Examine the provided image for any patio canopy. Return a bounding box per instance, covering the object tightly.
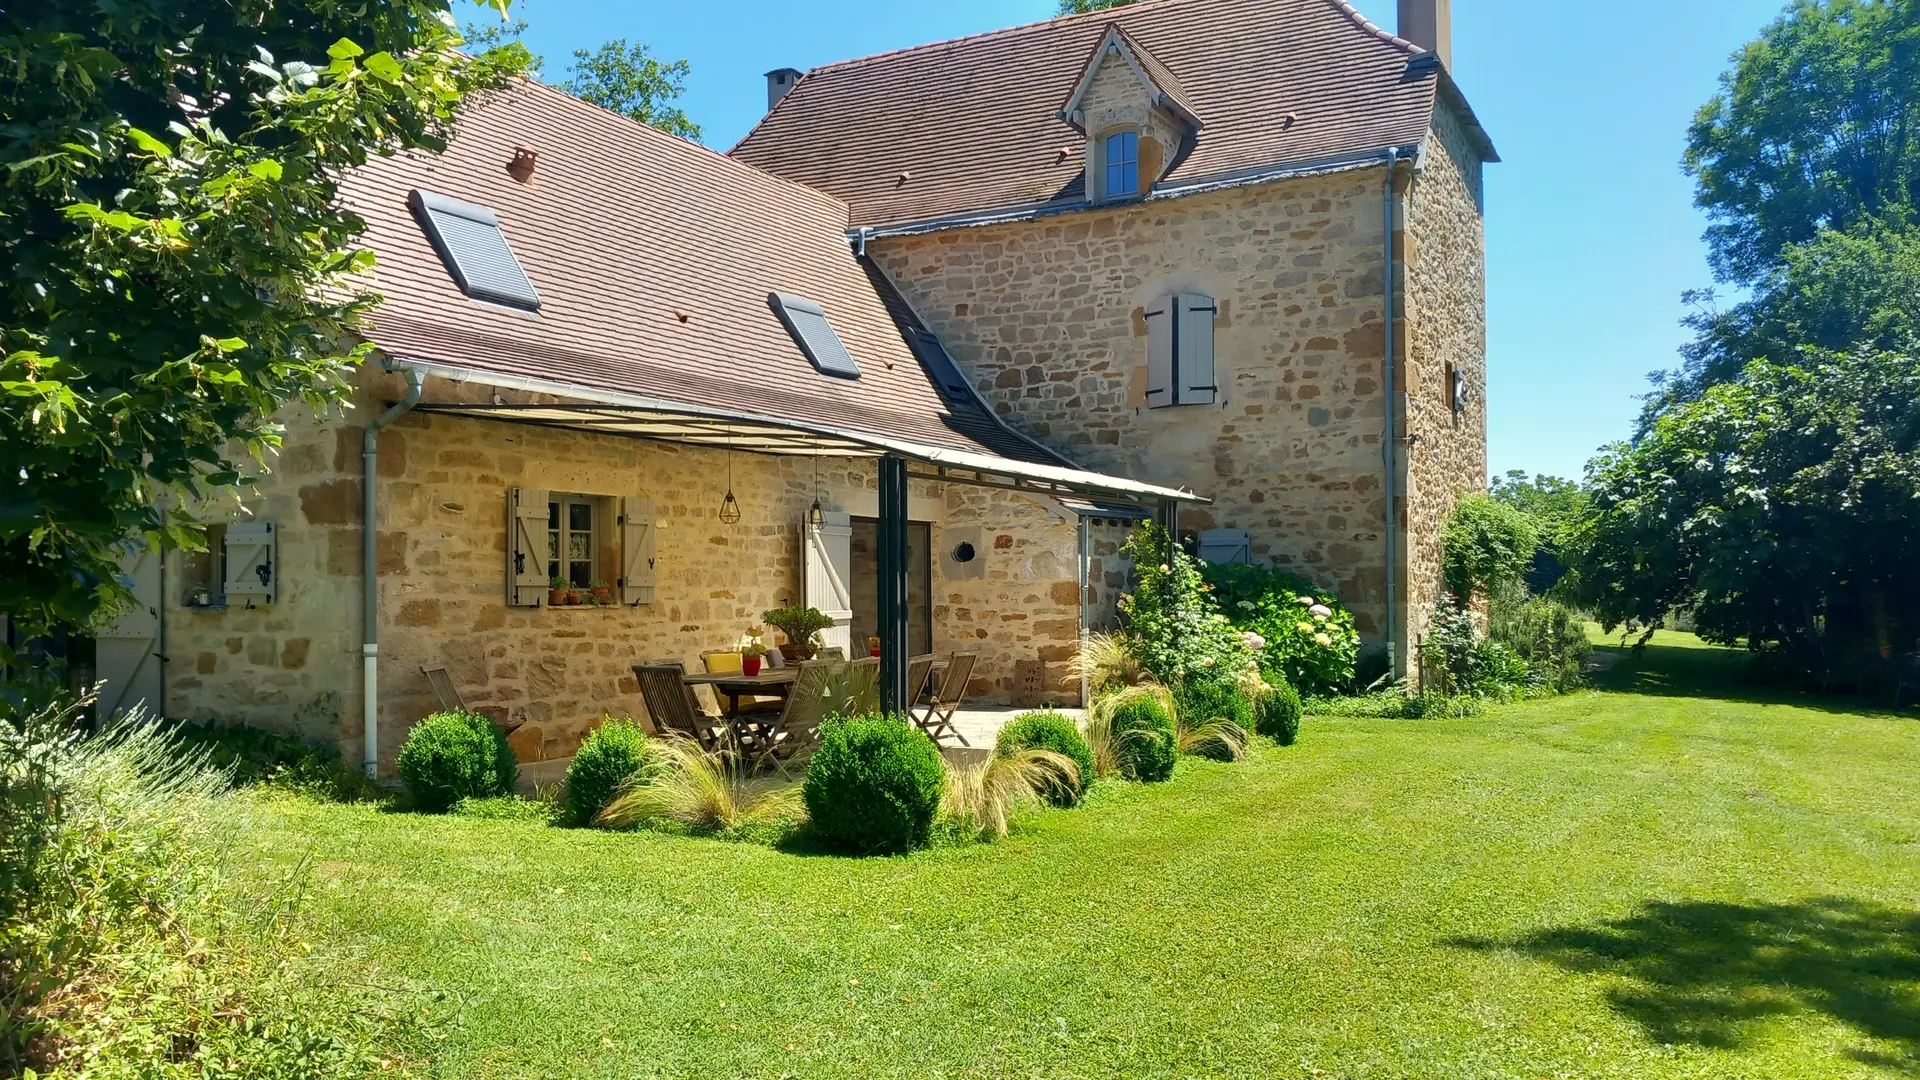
[394,357,1208,510]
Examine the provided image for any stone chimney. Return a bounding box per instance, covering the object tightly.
[765,68,803,113]
[1397,0,1452,70]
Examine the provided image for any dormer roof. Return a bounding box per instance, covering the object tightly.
[1057,24,1203,134]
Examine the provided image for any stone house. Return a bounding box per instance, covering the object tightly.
[92,0,1494,774]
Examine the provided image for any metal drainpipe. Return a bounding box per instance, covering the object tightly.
[362,367,425,776]
[1381,148,1400,679]
[1077,515,1091,708]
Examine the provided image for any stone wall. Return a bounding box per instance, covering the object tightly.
[160,370,1084,772]
[869,171,1395,643]
[1402,103,1491,660]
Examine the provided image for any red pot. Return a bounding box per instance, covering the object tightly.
[743,655,763,676]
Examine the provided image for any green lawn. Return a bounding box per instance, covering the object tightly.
[239,634,1920,1079]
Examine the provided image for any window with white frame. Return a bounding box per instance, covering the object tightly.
[1104,130,1139,198]
[548,496,597,588]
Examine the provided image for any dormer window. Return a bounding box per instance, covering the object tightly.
[1104,130,1140,198]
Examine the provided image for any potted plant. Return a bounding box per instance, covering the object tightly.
[549,575,569,607]
[566,585,584,606]
[762,603,836,662]
[590,578,612,605]
[739,630,768,676]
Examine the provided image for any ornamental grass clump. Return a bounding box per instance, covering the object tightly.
[941,748,1080,840]
[994,710,1095,806]
[594,733,802,834]
[564,716,658,826]
[801,714,945,854]
[1172,679,1252,761]
[396,708,517,813]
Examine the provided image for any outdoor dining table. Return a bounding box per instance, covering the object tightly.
[680,667,797,717]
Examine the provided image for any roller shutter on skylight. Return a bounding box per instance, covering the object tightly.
[409,189,540,311]
[768,292,860,379]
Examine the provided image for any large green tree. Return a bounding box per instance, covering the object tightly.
[1575,350,1920,676]
[1,1,524,685]
[1684,0,1919,288]
[562,39,699,141]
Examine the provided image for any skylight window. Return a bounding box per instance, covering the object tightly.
[409,189,541,311]
[768,292,860,379]
[908,328,972,406]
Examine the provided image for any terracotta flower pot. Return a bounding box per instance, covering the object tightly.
[743,655,763,677]
[548,588,568,606]
[566,589,583,605]
[592,586,612,604]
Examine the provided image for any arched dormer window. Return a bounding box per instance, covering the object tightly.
[1103,130,1140,198]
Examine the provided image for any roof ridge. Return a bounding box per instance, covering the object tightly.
[511,77,855,224]
[802,0,1201,76]
[1320,0,1424,54]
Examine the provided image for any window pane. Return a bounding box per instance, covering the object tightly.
[569,560,593,588]
[569,501,592,532]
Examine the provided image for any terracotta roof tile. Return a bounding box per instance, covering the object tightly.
[339,79,1049,462]
[730,0,1448,228]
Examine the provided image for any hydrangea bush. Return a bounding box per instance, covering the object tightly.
[1201,563,1361,697]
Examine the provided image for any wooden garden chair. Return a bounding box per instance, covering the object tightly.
[915,651,977,746]
[754,658,836,765]
[420,666,465,712]
[905,653,936,709]
[632,661,727,753]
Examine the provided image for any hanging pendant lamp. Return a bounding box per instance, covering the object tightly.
[719,427,742,524]
[808,454,824,526]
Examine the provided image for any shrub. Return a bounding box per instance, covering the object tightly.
[1441,492,1540,601]
[1306,688,1484,720]
[1172,678,1252,761]
[995,710,1094,806]
[564,717,657,826]
[802,714,946,853]
[1117,523,1253,688]
[1105,690,1178,782]
[1202,562,1362,696]
[1422,596,1541,700]
[169,719,380,801]
[1491,595,1593,692]
[395,709,517,813]
[1253,680,1303,745]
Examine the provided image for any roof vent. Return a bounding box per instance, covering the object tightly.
[768,292,859,379]
[409,189,540,311]
[507,147,537,183]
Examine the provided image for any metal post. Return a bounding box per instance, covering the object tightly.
[877,456,910,714]
[1155,500,1179,561]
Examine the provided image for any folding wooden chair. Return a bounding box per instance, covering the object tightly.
[916,651,977,746]
[420,666,465,712]
[905,653,935,709]
[632,661,726,753]
[755,658,835,764]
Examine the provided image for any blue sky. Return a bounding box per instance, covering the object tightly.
[467,0,1788,479]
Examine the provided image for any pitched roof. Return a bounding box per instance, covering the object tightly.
[338,78,1067,463]
[730,0,1489,230]
[1059,24,1202,133]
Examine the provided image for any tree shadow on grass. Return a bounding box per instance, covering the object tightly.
[1453,898,1920,1069]
[1589,639,1916,720]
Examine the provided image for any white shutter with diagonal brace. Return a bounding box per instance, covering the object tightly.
[96,540,162,719]
[620,496,656,606]
[1175,292,1218,405]
[507,488,549,607]
[222,521,276,605]
[804,511,853,657]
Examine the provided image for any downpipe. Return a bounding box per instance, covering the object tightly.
[1382,148,1400,679]
[363,367,425,776]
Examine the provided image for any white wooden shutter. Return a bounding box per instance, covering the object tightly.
[805,511,853,657]
[620,496,656,606]
[222,521,276,604]
[1144,297,1173,408]
[96,541,162,719]
[1175,293,1217,405]
[1196,528,1250,566]
[507,488,549,607]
